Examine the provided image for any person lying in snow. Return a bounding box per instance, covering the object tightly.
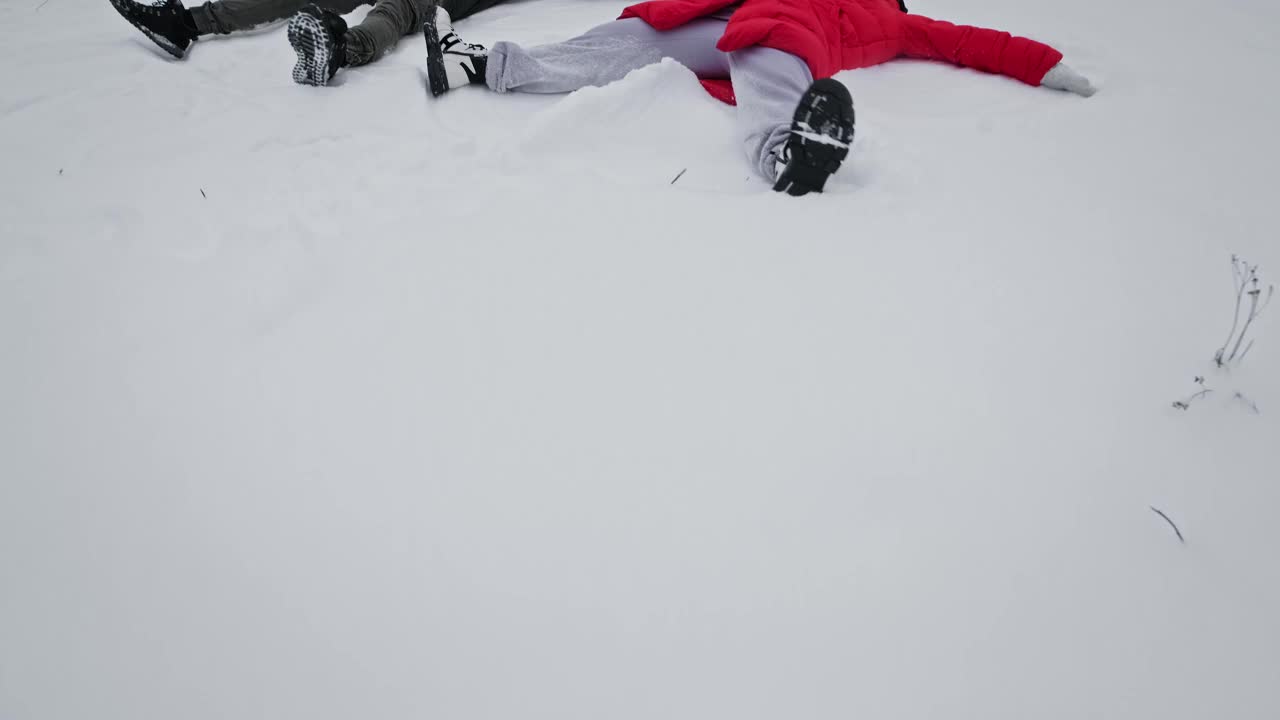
[423,0,1096,196]
[108,0,505,86]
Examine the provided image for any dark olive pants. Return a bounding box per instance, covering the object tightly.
[188,0,507,66]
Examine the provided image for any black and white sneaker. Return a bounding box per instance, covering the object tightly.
[109,0,198,59]
[287,4,348,86]
[423,4,488,97]
[772,78,855,196]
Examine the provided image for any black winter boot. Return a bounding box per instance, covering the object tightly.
[108,0,198,59]
[287,4,349,86]
[772,78,855,197]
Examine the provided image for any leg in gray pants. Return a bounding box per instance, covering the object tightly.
[188,0,367,35]
[191,0,505,67]
[345,0,511,65]
[485,18,813,182]
[343,0,431,66]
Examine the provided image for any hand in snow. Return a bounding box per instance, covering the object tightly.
[1041,63,1096,97]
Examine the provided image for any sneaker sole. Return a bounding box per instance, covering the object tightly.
[288,12,331,87]
[109,0,187,59]
[422,16,449,97]
[773,78,855,196]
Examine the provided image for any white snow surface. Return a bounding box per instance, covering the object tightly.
[3,0,1279,718]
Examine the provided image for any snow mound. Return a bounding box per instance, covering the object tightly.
[482,59,748,191]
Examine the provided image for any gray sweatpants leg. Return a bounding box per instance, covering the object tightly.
[728,45,814,182]
[344,0,430,66]
[486,17,729,93]
[344,0,507,66]
[485,17,813,182]
[188,0,368,35]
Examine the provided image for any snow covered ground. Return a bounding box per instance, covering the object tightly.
[2,0,1279,717]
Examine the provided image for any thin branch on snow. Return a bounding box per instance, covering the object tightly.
[1172,377,1213,410]
[670,168,687,185]
[1228,283,1274,364]
[1178,257,1271,412]
[1233,392,1260,414]
[1215,255,1250,367]
[1228,282,1261,363]
[1172,389,1211,410]
[1150,506,1186,544]
[1215,256,1273,369]
[1237,339,1256,364]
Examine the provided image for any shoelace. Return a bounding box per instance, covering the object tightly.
[441,31,484,54]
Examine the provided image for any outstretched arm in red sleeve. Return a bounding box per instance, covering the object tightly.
[899,13,1094,95]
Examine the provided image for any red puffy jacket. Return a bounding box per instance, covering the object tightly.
[619,0,1064,103]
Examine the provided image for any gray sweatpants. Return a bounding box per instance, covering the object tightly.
[486,18,813,182]
[189,0,505,67]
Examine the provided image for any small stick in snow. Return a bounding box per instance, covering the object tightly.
[200,188,207,199]
[1171,377,1212,410]
[1149,506,1185,544]
[670,168,686,185]
[1215,256,1250,367]
[35,0,51,10]
[1233,392,1260,414]
[1237,339,1256,364]
[1215,255,1273,368]
[1228,282,1274,364]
